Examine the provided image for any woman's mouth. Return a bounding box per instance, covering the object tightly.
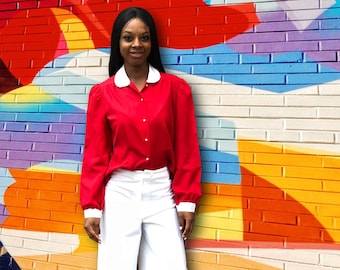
[130,51,144,57]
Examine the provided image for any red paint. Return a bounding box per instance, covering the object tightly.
[0,1,259,88]
[241,167,334,244]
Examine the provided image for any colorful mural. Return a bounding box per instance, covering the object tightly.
[1,0,340,269]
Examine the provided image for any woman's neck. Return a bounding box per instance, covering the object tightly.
[125,64,149,91]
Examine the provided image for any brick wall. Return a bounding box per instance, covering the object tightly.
[1,1,340,269]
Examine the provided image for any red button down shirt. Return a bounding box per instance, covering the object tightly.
[80,65,202,217]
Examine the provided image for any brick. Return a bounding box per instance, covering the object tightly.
[34,261,58,270]
[256,40,319,53]
[255,152,322,167]
[284,161,340,179]
[195,106,249,117]
[186,250,217,264]
[50,211,82,223]
[194,95,220,106]
[286,95,340,107]
[13,257,35,270]
[223,95,284,106]
[49,253,97,269]
[25,219,73,233]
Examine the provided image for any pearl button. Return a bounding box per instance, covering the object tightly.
[144,138,149,142]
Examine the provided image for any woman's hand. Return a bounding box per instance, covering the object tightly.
[84,217,101,243]
[177,212,195,240]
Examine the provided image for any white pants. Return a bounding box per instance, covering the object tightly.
[97,167,187,270]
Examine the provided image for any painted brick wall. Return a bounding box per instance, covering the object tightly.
[1,1,340,269]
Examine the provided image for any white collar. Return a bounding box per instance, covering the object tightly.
[114,65,161,88]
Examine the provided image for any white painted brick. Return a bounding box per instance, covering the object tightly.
[196,117,220,128]
[284,85,319,95]
[193,95,220,105]
[236,128,267,140]
[219,118,237,129]
[192,85,225,95]
[4,246,41,257]
[203,128,235,140]
[285,119,340,131]
[0,235,24,248]
[301,131,335,143]
[23,238,74,253]
[250,248,320,265]
[60,94,89,104]
[285,96,340,107]
[335,133,340,143]
[77,57,101,67]
[226,117,284,130]
[195,106,250,117]
[286,262,332,270]
[267,130,300,142]
[191,83,252,95]
[85,66,108,76]
[88,49,108,57]
[43,85,87,94]
[318,108,340,119]
[319,84,340,95]
[220,95,284,106]
[321,252,340,267]
[48,232,80,245]
[217,140,239,153]
[2,228,48,240]
[199,139,217,150]
[251,107,317,118]
[60,67,87,76]
[33,76,63,85]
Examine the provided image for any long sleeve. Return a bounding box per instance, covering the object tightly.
[80,84,113,212]
[172,79,202,208]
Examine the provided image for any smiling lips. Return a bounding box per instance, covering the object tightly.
[130,51,144,57]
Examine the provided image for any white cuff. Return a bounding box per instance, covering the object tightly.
[176,202,196,213]
[84,208,102,219]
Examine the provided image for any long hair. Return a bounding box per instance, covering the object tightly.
[108,7,165,76]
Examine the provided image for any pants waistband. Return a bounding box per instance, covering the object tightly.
[111,166,169,180]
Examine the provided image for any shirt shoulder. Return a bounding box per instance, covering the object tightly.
[89,77,114,97]
[160,73,192,95]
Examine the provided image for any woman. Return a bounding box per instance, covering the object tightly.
[80,7,202,270]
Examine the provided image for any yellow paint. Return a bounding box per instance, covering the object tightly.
[192,209,244,241]
[0,84,55,103]
[238,139,340,243]
[51,8,95,52]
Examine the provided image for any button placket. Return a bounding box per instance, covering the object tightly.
[139,94,150,163]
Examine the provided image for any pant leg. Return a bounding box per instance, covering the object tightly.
[137,168,187,270]
[97,172,142,270]
[138,206,187,270]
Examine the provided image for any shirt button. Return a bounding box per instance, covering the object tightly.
[140,98,144,102]
[145,84,149,87]
[142,118,147,122]
[144,138,149,142]
[145,157,149,161]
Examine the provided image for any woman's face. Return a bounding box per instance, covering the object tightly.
[119,18,151,69]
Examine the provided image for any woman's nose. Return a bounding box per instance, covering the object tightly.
[132,37,141,47]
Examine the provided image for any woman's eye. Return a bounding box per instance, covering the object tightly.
[141,35,150,42]
[122,36,133,42]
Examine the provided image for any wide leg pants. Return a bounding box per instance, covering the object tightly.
[97,167,187,270]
